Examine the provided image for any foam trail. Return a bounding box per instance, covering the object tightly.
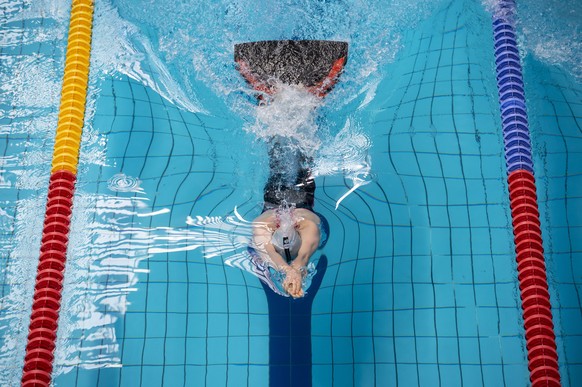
[243,84,372,208]
[314,118,372,208]
[90,0,205,113]
[54,197,261,374]
[245,84,322,153]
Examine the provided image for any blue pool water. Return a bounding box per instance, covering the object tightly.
[0,0,581,386]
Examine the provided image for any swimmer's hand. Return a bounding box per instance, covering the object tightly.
[282,266,304,298]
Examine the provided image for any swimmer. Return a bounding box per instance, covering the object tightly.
[252,138,322,298]
[235,40,346,297]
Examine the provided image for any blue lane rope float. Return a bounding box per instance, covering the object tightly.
[493,1,534,173]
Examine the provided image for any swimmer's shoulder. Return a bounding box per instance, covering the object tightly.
[295,208,320,225]
[254,210,277,225]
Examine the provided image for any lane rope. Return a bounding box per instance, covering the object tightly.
[21,1,94,386]
[492,1,561,386]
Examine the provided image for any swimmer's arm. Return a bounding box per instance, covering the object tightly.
[253,224,303,297]
[264,243,291,271]
[292,220,320,269]
[252,219,289,271]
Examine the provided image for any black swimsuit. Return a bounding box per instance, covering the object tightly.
[263,138,315,212]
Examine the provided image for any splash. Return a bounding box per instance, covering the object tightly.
[148,212,254,258]
[90,0,205,113]
[53,193,152,375]
[98,0,445,210]
[314,119,372,209]
[109,0,444,112]
[245,84,322,152]
[243,83,372,207]
[0,197,45,385]
[483,0,582,81]
[146,208,317,297]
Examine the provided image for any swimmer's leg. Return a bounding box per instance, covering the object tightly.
[263,138,286,207]
[292,150,316,209]
[263,136,316,209]
[264,136,301,206]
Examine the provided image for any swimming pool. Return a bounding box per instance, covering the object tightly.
[1,0,581,386]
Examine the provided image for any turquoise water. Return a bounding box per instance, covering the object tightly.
[0,0,581,386]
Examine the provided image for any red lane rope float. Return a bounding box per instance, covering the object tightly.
[22,172,77,387]
[22,0,94,385]
[508,169,561,386]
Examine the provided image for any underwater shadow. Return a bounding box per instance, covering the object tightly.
[260,254,328,387]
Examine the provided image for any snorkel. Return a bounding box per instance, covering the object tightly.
[282,236,292,262]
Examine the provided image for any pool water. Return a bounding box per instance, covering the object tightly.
[0,0,581,386]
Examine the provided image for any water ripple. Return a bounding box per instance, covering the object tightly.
[107,173,144,193]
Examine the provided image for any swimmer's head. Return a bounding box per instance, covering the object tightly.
[271,228,301,261]
[271,202,301,261]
